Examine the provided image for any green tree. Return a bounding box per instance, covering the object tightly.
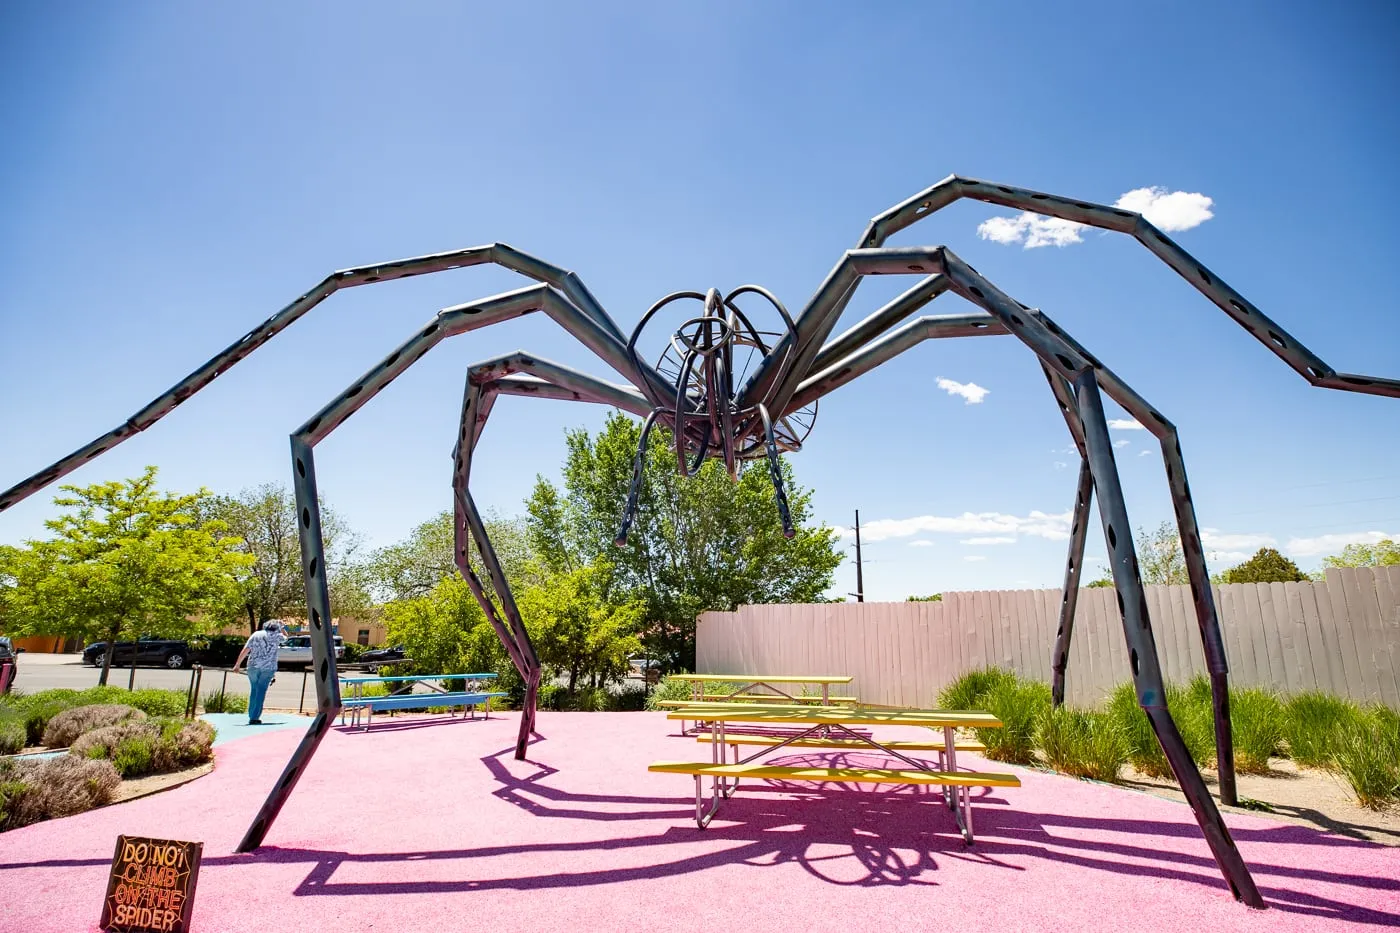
[1216,547,1308,584]
[526,411,843,670]
[518,561,645,691]
[1084,523,1187,588]
[379,575,506,677]
[0,467,252,684]
[200,483,362,632]
[1136,521,1189,585]
[1322,539,1400,570]
[907,593,943,601]
[366,510,536,603]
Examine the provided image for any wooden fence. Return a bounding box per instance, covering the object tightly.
[696,566,1400,709]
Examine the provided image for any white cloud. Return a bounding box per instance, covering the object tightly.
[961,536,1017,545]
[964,555,987,562]
[1114,187,1214,232]
[1113,439,1131,448]
[1285,531,1400,559]
[1109,418,1145,430]
[1208,550,1252,564]
[908,540,934,548]
[1200,529,1277,551]
[979,186,1214,248]
[936,377,989,405]
[1053,460,1069,470]
[838,509,1073,543]
[1137,450,1152,457]
[977,213,1085,249]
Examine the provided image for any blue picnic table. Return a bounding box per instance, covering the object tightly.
[338,672,507,730]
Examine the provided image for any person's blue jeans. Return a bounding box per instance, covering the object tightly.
[247,667,275,722]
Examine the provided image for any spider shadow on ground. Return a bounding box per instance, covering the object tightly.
[2,746,1395,926]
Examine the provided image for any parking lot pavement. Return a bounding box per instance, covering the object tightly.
[9,652,320,712]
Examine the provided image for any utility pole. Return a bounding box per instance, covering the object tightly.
[853,509,865,603]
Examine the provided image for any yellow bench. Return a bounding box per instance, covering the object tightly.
[650,761,1018,787]
[649,760,1019,841]
[695,735,986,754]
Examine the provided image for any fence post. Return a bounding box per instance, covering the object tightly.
[185,664,203,718]
[299,669,309,714]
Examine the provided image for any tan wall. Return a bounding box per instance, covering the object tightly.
[6,634,80,653]
[697,566,1400,709]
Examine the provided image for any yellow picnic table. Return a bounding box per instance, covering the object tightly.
[651,704,1014,843]
[665,674,856,732]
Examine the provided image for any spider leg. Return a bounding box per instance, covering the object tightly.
[0,244,668,513]
[858,175,1400,399]
[237,292,655,852]
[1038,365,1092,708]
[451,359,652,757]
[771,246,1262,906]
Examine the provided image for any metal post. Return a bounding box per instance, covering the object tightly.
[853,509,865,603]
[219,670,228,710]
[299,669,309,714]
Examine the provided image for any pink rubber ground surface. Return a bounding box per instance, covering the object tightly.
[1,712,1395,932]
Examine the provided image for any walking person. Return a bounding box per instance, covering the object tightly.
[233,620,286,725]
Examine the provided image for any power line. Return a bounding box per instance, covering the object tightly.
[1209,494,1400,519]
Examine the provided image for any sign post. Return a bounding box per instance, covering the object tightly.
[100,835,202,933]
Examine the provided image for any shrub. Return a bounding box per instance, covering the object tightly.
[978,678,1051,765]
[646,676,698,710]
[203,690,249,713]
[537,683,565,711]
[10,691,81,746]
[1185,673,1213,707]
[1107,682,1214,777]
[1333,710,1400,809]
[152,720,214,771]
[71,718,215,778]
[125,689,188,718]
[42,704,148,748]
[1283,692,1361,769]
[1039,706,1129,781]
[568,687,609,712]
[72,686,132,707]
[0,710,25,755]
[112,732,156,777]
[610,684,650,711]
[938,667,1017,711]
[0,755,121,831]
[1230,688,1284,774]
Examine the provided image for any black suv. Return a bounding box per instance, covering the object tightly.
[83,637,193,670]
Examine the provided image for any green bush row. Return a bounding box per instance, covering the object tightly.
[0,687,190,748]
[937,667,1400,809]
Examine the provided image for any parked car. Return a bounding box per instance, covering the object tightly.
[276,634,345,670]
[358,644,407,673]
[83,637,192,669]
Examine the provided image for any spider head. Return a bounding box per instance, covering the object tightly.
[614,286,818,545]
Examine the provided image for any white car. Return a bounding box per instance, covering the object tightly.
[277,635,345,669]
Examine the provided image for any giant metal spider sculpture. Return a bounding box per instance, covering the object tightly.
[3,175,1397,908]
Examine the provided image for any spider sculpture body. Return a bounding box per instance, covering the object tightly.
[3,176,1397,908]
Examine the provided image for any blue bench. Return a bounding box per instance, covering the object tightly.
[336,672,507,730]
[341,691,508,730]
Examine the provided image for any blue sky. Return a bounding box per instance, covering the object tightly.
[2,2,1397,601]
